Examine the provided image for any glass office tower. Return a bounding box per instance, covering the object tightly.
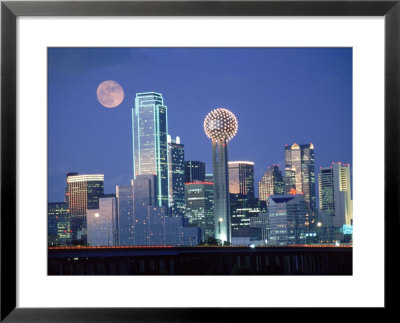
[48,202,70,246]
[168,135,185,217]
[259,165,284,202]
[116,183,134,246]
[132,92,169,208]
[267,194,307,246]
[319,162,353,227]
[184,161,206,183]
[228,161,255,199]
[133,174,166,246]
[87,196,118,246]
[230,194,267,238]
[184,182,214,241]
[66,173,104,245]
[132,174,201,246]
[284,143,316,209]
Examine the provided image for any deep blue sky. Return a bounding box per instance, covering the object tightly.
[48,48,352,202]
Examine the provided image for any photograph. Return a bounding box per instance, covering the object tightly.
[47,47,353,275]
[2,0,397,319]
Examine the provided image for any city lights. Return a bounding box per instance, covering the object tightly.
[48,48,353,276]
[204,108,238,141]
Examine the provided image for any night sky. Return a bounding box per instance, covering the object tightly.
[48,47,352,202]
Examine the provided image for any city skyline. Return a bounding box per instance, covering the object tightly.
[48,47,352,203]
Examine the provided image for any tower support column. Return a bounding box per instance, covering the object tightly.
[212,139,231,243]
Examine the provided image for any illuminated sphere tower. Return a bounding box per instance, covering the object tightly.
[204,108,238,243]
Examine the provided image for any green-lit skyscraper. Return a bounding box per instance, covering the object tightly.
[133,92,169,208]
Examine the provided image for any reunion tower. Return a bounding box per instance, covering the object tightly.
[204,108,238,243]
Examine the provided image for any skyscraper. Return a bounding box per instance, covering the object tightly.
[48,202,70,246]
[132,92,169,208]
[284,167,296,194]
[267,194,307,246]
[168,135,185,217]
[228,161,255,199]
[184,182,214,241]
[284,143,316,209]
[87,196,118,246]
[184,161,206,183]
[116,183,134,246]
[133,174,201,246]
[258,165,284,202]
[66,173,104,244]
[230,194,267,239]
[204,108,238,243]
[132,174,162,245]
[319,162,353,227]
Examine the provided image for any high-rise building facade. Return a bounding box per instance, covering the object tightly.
[168,135,185,217]
[184,182,214,241]
[66,173,104,244]
[284,143,316,209]
[132,174,162,245]
[184,161,206,183]
[48,202,70,246]
[132,92,169,208]
[258,165,284,202]
[319,162,353,227]
[164,216,202,246]
[250,213,269,241]
[87,196,118,246]
[284,168,296,195]
[116,183,134,246]
[228,161,255,199]
[267,194,307,246]
[230,194,267,238]
[133,174,200,246]
[204,108,238,243]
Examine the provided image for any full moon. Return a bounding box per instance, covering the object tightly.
[96,80,124,108]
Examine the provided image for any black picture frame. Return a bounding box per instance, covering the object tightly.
[1,0,398,321]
